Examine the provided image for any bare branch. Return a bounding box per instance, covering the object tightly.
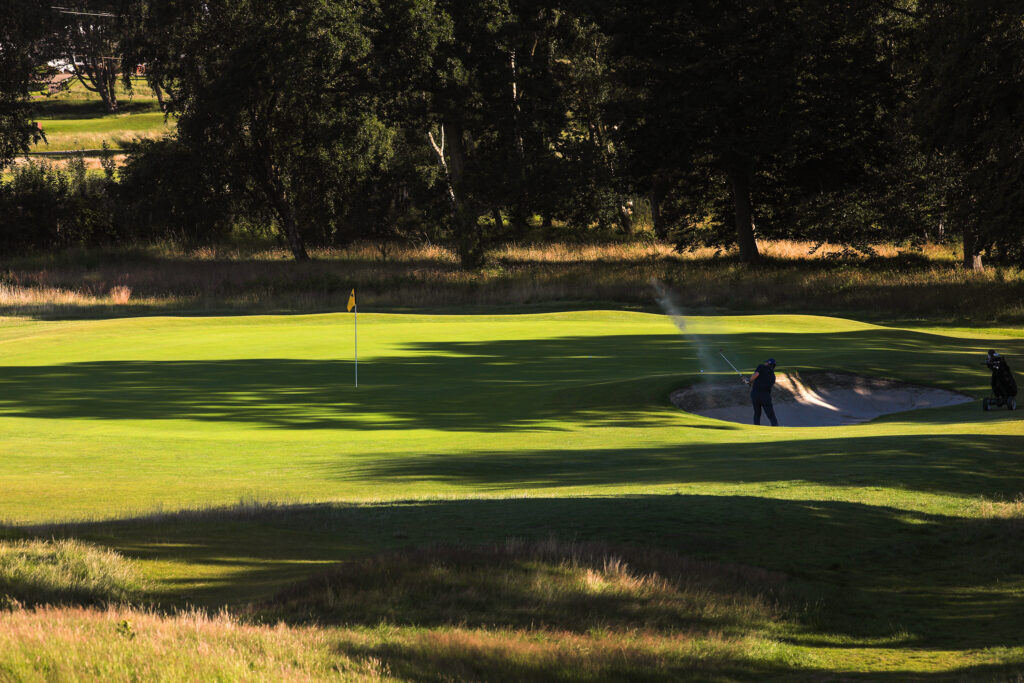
[427,127,457,206]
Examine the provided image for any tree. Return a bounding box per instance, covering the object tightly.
[606,0,900,262]
[49,1,128,113]
[550,12,636,236]
[915,0,1024,270]
[424,0,527,268]
[139,0,445,261]
[0,1,45,169]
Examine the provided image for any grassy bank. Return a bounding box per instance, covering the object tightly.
[1,535,1018,680]
[1,240,1020,323]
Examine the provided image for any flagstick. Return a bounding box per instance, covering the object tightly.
[354,303,358,388]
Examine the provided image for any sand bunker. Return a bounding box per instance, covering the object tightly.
[671,372,973,427]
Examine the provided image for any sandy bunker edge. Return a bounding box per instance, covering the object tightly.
[671,372,974,427]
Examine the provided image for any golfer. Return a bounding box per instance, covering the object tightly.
[744,358,779,426]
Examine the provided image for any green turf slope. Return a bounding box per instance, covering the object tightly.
[1,311,1023,678]
[0,311,1015,521]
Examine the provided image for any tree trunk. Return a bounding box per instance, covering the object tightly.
[456,205,485,269]
[963,227,983,272]
[650,175,668,240]
[151,79,168,112]
[101,70,119,113]
[728,168,760,263]
[511,203,530,237]
[492,207,505,233]
[617,202,633,235]
[72,61,118,113]
[276,196,310,262]
[440,122,484,269]
[261,161,309,261]
[509,50,530,239]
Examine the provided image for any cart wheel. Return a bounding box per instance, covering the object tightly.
[1009,398,1017,411]
[983,398,991,411]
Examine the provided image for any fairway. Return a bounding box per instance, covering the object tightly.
[2,310,1024,677]
[1,311,1016,520]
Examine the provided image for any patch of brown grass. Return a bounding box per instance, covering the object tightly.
[0,604,794,682]
[0,606,382,681]
[0,240,1015,321]
[108,285,132,304]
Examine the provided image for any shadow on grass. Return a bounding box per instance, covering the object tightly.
[348,433,1024,499]
[0,329,1013,432]
[329,636,796,682]
[7,494,1024,652]
[326,643,1024,683]
[30,99,162,120]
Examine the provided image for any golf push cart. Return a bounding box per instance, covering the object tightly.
[983,350,1018,411]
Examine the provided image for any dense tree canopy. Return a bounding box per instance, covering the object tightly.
[0,1,45,167]
[915,0,1024,269]
[1,1,1023,268]
[135,0,446,260]
[606,0,904,262]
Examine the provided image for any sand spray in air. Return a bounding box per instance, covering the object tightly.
[650,277,718,380]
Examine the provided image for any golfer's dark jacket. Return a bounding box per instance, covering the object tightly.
[751,364,776,393]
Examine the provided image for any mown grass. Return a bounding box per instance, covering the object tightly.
[0,239,1019,323]
[30,112,173,152]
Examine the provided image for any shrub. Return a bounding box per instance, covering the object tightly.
[0,157,119,253]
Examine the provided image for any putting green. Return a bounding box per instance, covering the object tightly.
[0,311,1019,523]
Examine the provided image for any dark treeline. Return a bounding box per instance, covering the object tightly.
[1,0,1023,270]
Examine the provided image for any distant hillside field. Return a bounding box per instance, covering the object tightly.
[28,78,174,154]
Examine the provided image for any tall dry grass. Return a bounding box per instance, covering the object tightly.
[0,239,1017,321]
[259,538,786,634]
[0,539,796,681]
[0,539,147,607]
[0,606,377,682]
[0,605,791,682]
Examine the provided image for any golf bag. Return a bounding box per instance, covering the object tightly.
[983,352,1017,411]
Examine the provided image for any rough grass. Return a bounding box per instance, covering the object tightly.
[0,606,376,682]
[256,539,785,633]
[0,539,146,608]
[0,605,794,682]
[0,239,1018,322]
[0,541,797,682]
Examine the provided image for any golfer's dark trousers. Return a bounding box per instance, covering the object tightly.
[751,390,778,426]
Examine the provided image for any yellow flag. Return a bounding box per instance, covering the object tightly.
[347,289,356,312]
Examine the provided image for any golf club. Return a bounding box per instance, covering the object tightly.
[719,350,747,381]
